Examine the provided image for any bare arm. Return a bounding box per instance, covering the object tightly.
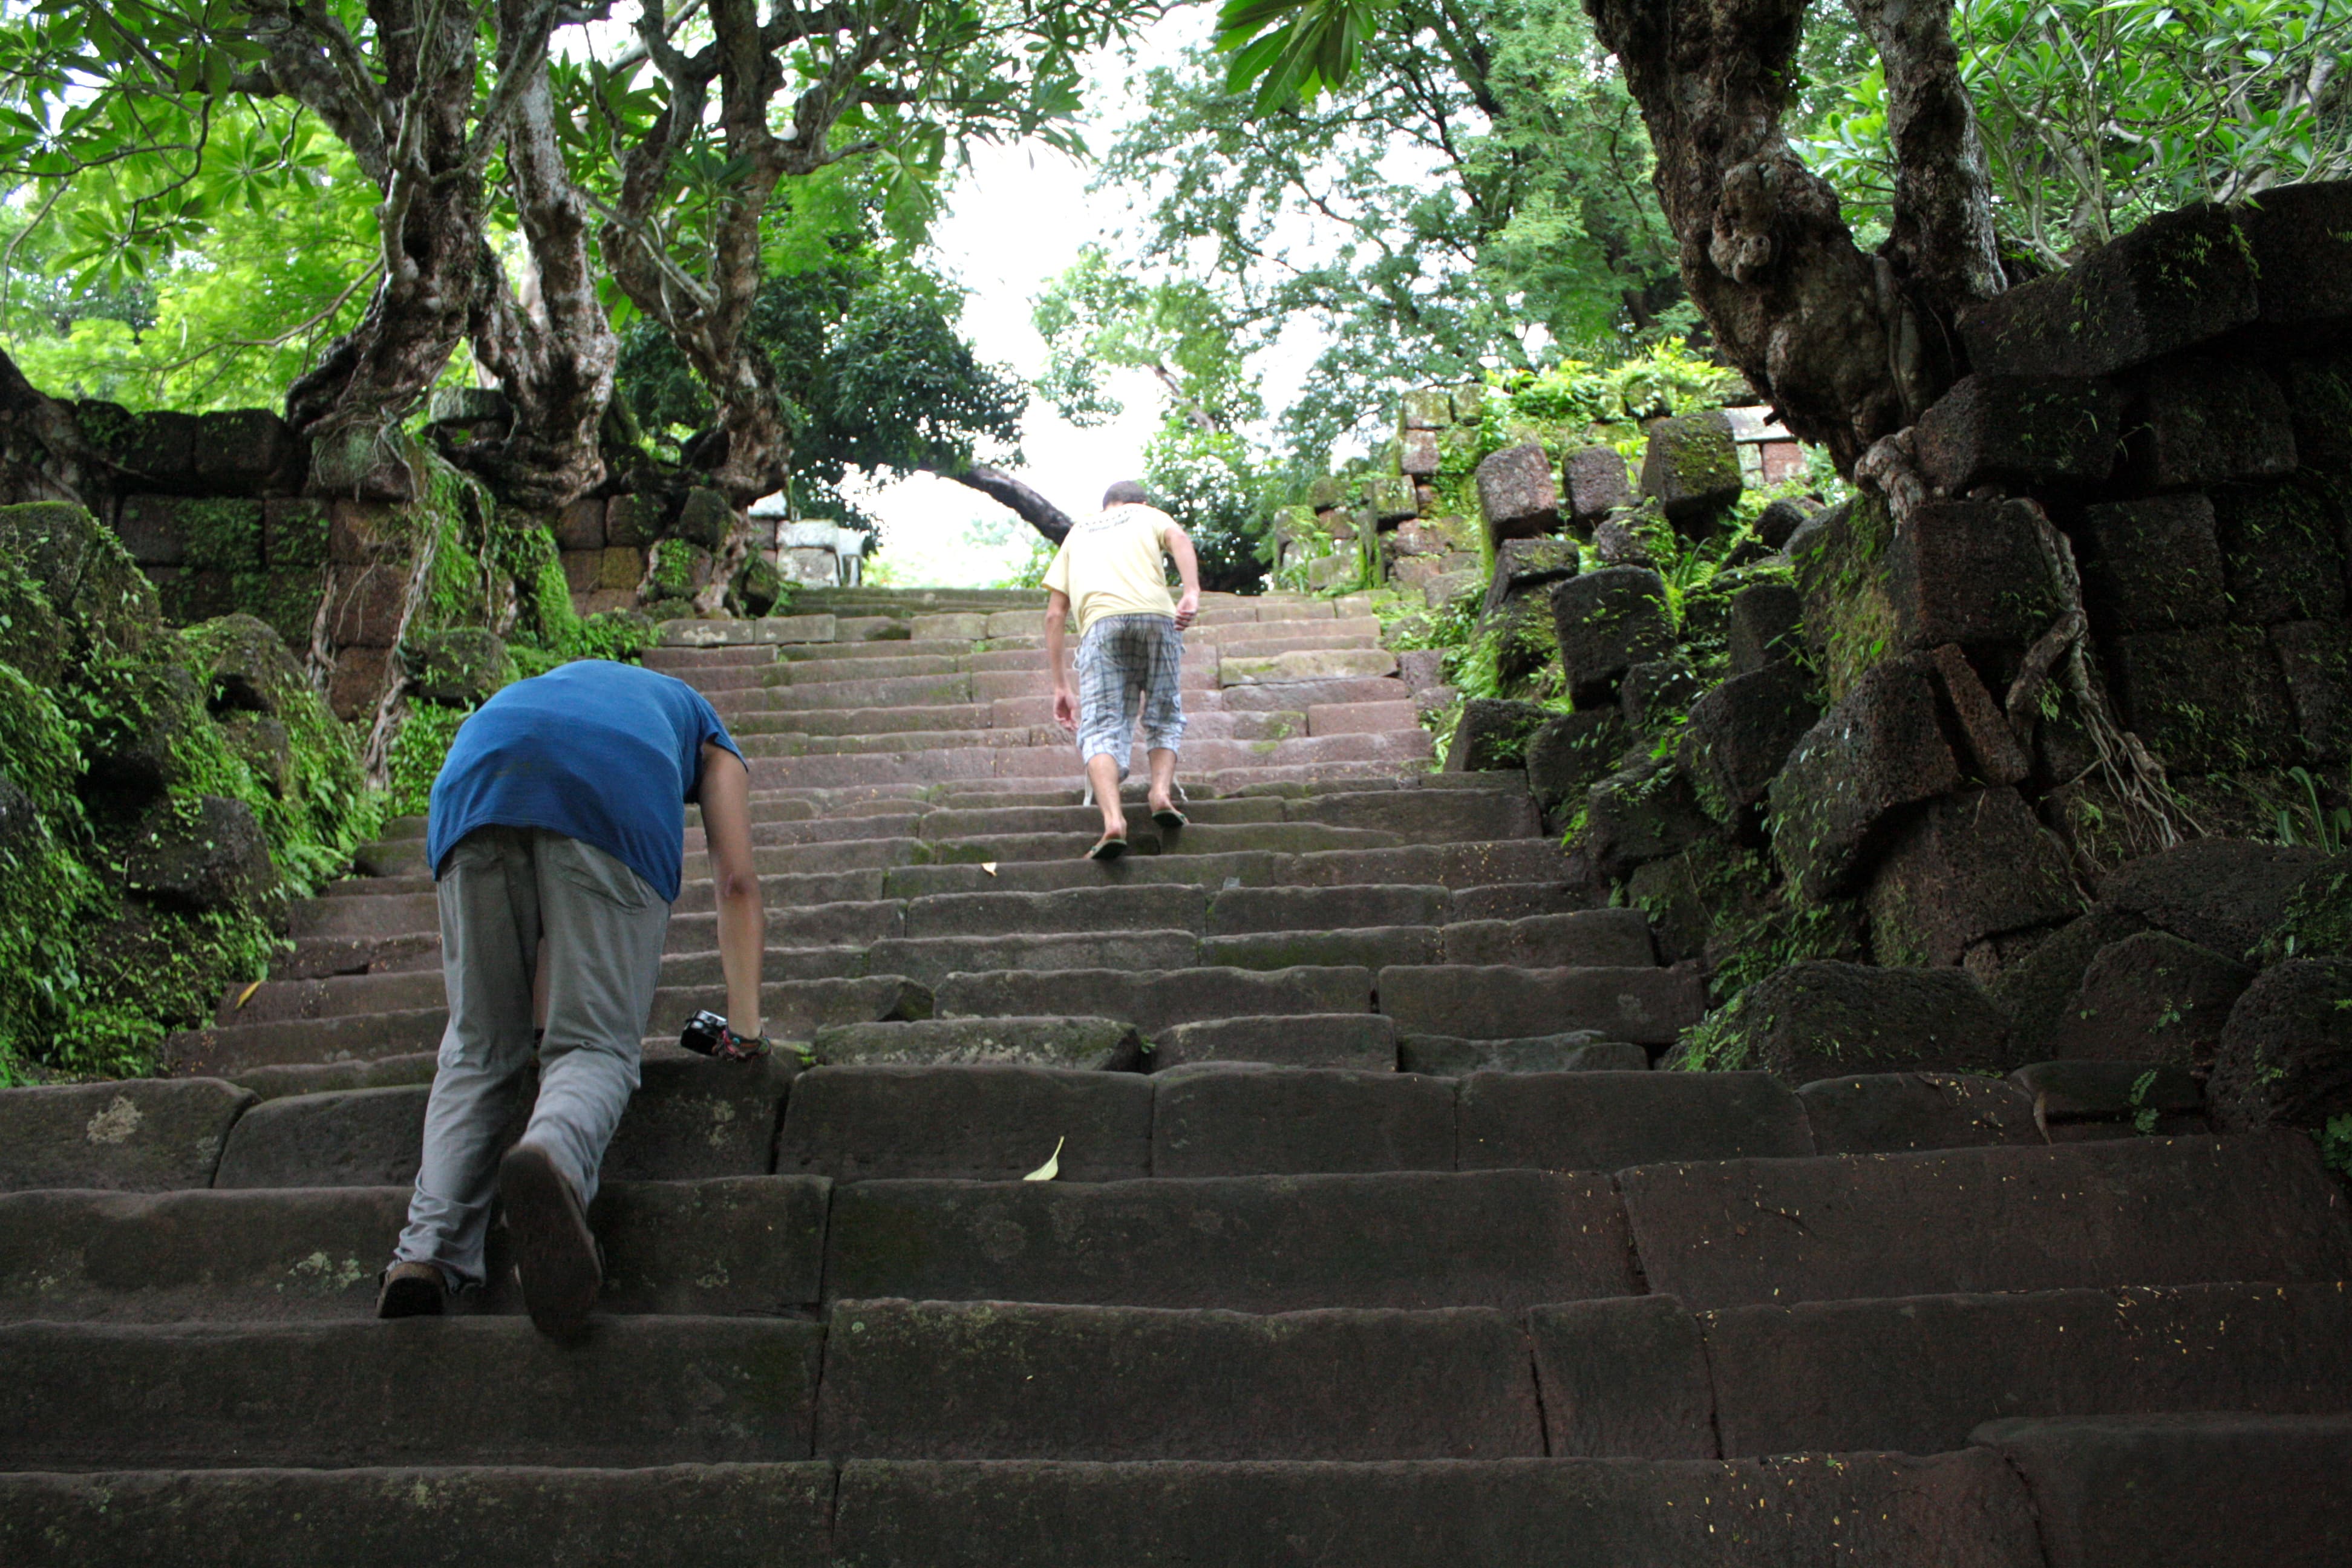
[1163,524,1201,629]
[1047,588,1077,732]
[698,742,764,1039]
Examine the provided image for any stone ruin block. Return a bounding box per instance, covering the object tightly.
[1884,498,2068,653]
[2272,619,2352,761]
[1769,656,1963,901]
[1475,443,1561,543]
[1590,512,1655,569]
[2108,624,2298,773]
[2241,178,2352,327]
[1689,959,2019,1082]
[327,645,391,721]
[1367,474,1418,524]
[1787,496,1896,702]
[1401,388,1454,429]
[2080,492,2229,633]
[1400,428,1440,478]
[1958,202,2259,377]
[1638,411,1741,526]
[1480,537,1578,621]
[80,408,198,488]
[1925,644,2031,787]
[1414,482,1440,514]
[2044,929,2252,1071]
[1910,374,2121,492]
[263,498,328,569]
[1727,581,1805,675]
[2123,357,2296,491]
[1526,708,1628,817]
[1861,785,2080,967]
[1619,658,1703,748]
[553,496,606,552]
[2207,957,2352,1134]
[1390,515,1476,560]
[605,492,664,548]
[115,494,188,567]
[560,550,602,595]
[2100,836,2333,960]
[673,487,734,550]
[597,546,645,592]
[194,408,304,495]
[1563,445,1633,528]
[2210,473,2348,625]
[1755,496,1817,550]
[1423,570,1482,612]
[1549,567,1673,708]
[1450,384,1485,423]
[1445,697,1552,773]
[2278,358,2352,472]
[1677,659,1820,820]
[1583,754,1713,881]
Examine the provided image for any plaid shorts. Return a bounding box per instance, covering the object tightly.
[1076,613,1186,770]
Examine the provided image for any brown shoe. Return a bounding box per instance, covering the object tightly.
[499,1140,601,1336]
[376,1260,448,1319]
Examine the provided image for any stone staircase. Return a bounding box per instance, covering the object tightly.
[2,586,2348,1565]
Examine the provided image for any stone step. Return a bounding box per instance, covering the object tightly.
[814,1299,1541,1462]
[933,966,1373,1036]
[0,1316,823,1469]
[773,1064,1814,1182]
[165,975,930,1075]
[0,1463,837,1568]
[1622,1131,2352,1309]
[0,1176,827,1321]
[1376,964,1705,1045]
[743,730,1434,789]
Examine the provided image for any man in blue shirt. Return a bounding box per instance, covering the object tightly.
[375,660,767,1335]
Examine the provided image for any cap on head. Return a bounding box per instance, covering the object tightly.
[1102,480,1149,508]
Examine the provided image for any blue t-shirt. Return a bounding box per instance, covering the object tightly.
[425,661,743,904]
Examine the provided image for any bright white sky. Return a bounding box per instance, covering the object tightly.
[851,7,1238,586]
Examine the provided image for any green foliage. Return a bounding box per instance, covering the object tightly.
[1794,0,2352,267]
[1108,2,1682,466]
[2322,1112,2352,1179]
[2272,766,2351,856]
[383,701,469,820]
[1143,425,1275,594]
[1482,339,1742,456]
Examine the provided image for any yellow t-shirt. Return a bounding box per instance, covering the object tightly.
[1042,503,1179,635]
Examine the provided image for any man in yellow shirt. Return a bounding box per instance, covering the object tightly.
[1044,480,1202,858]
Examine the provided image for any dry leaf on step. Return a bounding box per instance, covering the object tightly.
[1023,1136,1065,1181]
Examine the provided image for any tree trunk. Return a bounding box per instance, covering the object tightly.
[452,0,619,511]
[935,463,1075,543]
[1584,0,2002,470]
[278,0,487,497]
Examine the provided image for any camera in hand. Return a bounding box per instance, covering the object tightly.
[678,1010,730,1056]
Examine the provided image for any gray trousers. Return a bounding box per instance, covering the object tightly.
[395,826,670,1289]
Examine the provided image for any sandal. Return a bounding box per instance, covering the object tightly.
[1150,806,1187,830]
[1086,834,1128,861]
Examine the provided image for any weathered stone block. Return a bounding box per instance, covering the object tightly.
[1755,495,1817,550]
[1443,697,1552,773]
[2207,958,2352,1133]
[114,494,189,567]
[1958,202,2259,377]
[327,645,391,720]
[1692,960,2018,1082]
[1474,443,1560,543]
[2124,357,2296,489]
[1583,755,1713,881]
[552,496,604,551]
[1479,537,1578,621]
[1562,445,1632,527]
[193,408,302,494]
[1926,643,2031,786]
[2210,473,2348,624]
[560,549,600,595]
[2109,625,2298,771]
[1399,428,1440,477]
[1638,411,1741,525]
[0,1079,254,1191]
[109,410,198,485]
[261,497,328,569]
[1589,511,1655,568]
[326,500,403,564]
[645,539,716,603]
[324,560,410,646]
[1677,661,1820,818]
[1401,388,1454,429]
[1912,374,2122,491]
[2048,929,2253,1070]
[1884,498,2067,653]
[1787,495,1898,700]
[1549,567,1671,707]
[1798,1072,2040,1155]
[2081,492,2228,632]
[604,491,662,547]
[122,794,276,912]
[1769,656,1962,901]
[2099,837,2331,961]
[1367,474,1417,524]
[2244,177,2352,325]
[673,487,733,549]
[1726,580,1804,675]
[1863,786,2080,966]
[404,627,515,708]
[1525,709,1628,817]
[598,545,644,592]
[2273,619,2352,760]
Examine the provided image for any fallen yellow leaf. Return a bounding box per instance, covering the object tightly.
[981,861,999,875]
[1023,1135,1065,1182]
[234,980,264,1010]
